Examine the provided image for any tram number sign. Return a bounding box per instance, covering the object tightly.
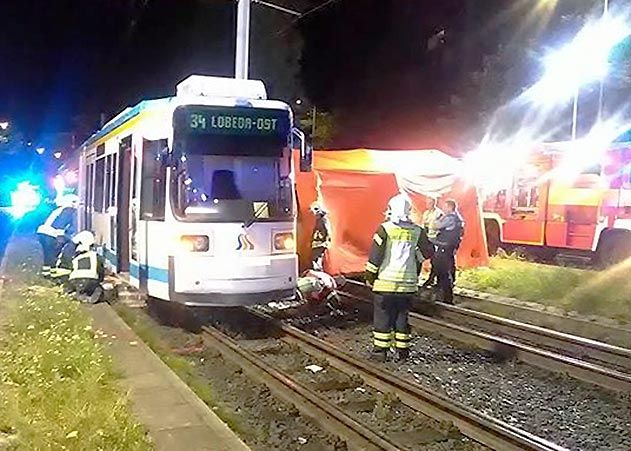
[179,107,290,138]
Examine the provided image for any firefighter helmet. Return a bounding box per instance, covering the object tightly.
[73,230,95,253]
[387,193,412,223]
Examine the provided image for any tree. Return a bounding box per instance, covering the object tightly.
[299,109,336,148]
[250,0,312,103]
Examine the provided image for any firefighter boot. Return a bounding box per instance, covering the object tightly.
[370,348,388,363]
[396,348,410,362]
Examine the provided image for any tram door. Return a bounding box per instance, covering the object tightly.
[117,136,132,273]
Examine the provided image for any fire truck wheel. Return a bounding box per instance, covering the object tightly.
[595,230,631,268]
[484,220,501,256]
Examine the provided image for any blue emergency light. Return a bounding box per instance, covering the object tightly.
[8,181,41,219]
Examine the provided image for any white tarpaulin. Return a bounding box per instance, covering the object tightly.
[392,149,462,197]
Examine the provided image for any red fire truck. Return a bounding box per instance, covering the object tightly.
[481,141,631,266]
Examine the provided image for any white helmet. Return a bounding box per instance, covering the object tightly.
[56,194,79,208]
[72,230,95,252]
[387,193,412,224]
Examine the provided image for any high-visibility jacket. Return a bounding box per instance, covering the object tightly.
[311,214,331,249]
[69,250,104,282]
[365,221,433,293]
[421,207,443,240]
[37,207,76,238]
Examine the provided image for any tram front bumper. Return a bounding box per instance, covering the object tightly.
[169,254,297,305]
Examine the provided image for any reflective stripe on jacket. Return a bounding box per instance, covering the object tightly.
[69,251,99,281]
[37,207,75,238]
[366,221,429,294]
[421,207,443,240]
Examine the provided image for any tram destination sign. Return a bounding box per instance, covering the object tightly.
[175,105,291,138]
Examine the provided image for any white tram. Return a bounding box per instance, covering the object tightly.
[76,75,311,306]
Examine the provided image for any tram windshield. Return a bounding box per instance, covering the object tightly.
[172,105,294,223]
[173,143,293,223]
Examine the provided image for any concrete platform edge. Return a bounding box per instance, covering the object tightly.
[85,303,250,451]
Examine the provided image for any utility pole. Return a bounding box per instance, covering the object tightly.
[597,0,610,122]
[234,0,302,80]
[235,0,251,79]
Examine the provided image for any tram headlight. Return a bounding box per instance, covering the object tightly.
[179,235,210,252]
[273,232,295,251]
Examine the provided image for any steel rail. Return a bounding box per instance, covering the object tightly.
[340,282,631,393]
[437,303,631,372]
[200,325,400,451]
[247,308,567,451]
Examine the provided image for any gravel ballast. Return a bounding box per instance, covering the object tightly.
[316,323,631,451]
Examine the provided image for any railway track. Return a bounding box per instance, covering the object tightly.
[341,280,631,393]
[203,308,565,451]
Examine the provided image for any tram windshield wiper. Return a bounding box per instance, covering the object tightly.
[243,202,270,229]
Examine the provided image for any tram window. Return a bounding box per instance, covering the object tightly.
[94,157,105,213]
[104,155,112,210]
[140,139,166,220]
[110,154,118,208]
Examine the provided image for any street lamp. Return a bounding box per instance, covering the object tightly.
[527,12,630,140]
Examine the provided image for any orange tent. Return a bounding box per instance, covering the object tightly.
[295,149,489,274]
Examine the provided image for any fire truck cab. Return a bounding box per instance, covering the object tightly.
[482,142,631,266]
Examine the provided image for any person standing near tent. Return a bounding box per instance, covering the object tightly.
[365,193,433,362]
[36,194,78,278]
[432,199,464,304]
[420,197,443,288]
[310,201,331,271]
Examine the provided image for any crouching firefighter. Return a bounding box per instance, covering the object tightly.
[297,269,346,310]
[67,231,105,304]
[365,193,433,362]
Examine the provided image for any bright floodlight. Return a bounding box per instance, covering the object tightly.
[35,147,45,155]
[0,122,9,130]
[528,14,631,104]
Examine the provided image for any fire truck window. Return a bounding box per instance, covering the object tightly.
[511,180,539,213]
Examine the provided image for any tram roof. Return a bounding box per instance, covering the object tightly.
[77,95,292,151]
[79,97,172,150]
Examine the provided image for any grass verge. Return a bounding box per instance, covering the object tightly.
[0,285,151,450]
[458,255,631,325]
[113,305,249,439]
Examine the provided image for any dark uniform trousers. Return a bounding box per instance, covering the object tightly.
[434,245,456,304]
[373,294,412,350]
[37,234,63,276]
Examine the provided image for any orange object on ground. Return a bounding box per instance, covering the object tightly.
[295,149,489,274]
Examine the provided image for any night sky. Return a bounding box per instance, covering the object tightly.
[0,0,618,149]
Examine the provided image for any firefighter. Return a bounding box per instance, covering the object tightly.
[365,193,433,362]
[36,194,78,278]
[49,234,79,284]
[297,269,345,310]
[420,197,443,288]
[310,201,331,271]
[67,231,105,304]
[432,199,464,305]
